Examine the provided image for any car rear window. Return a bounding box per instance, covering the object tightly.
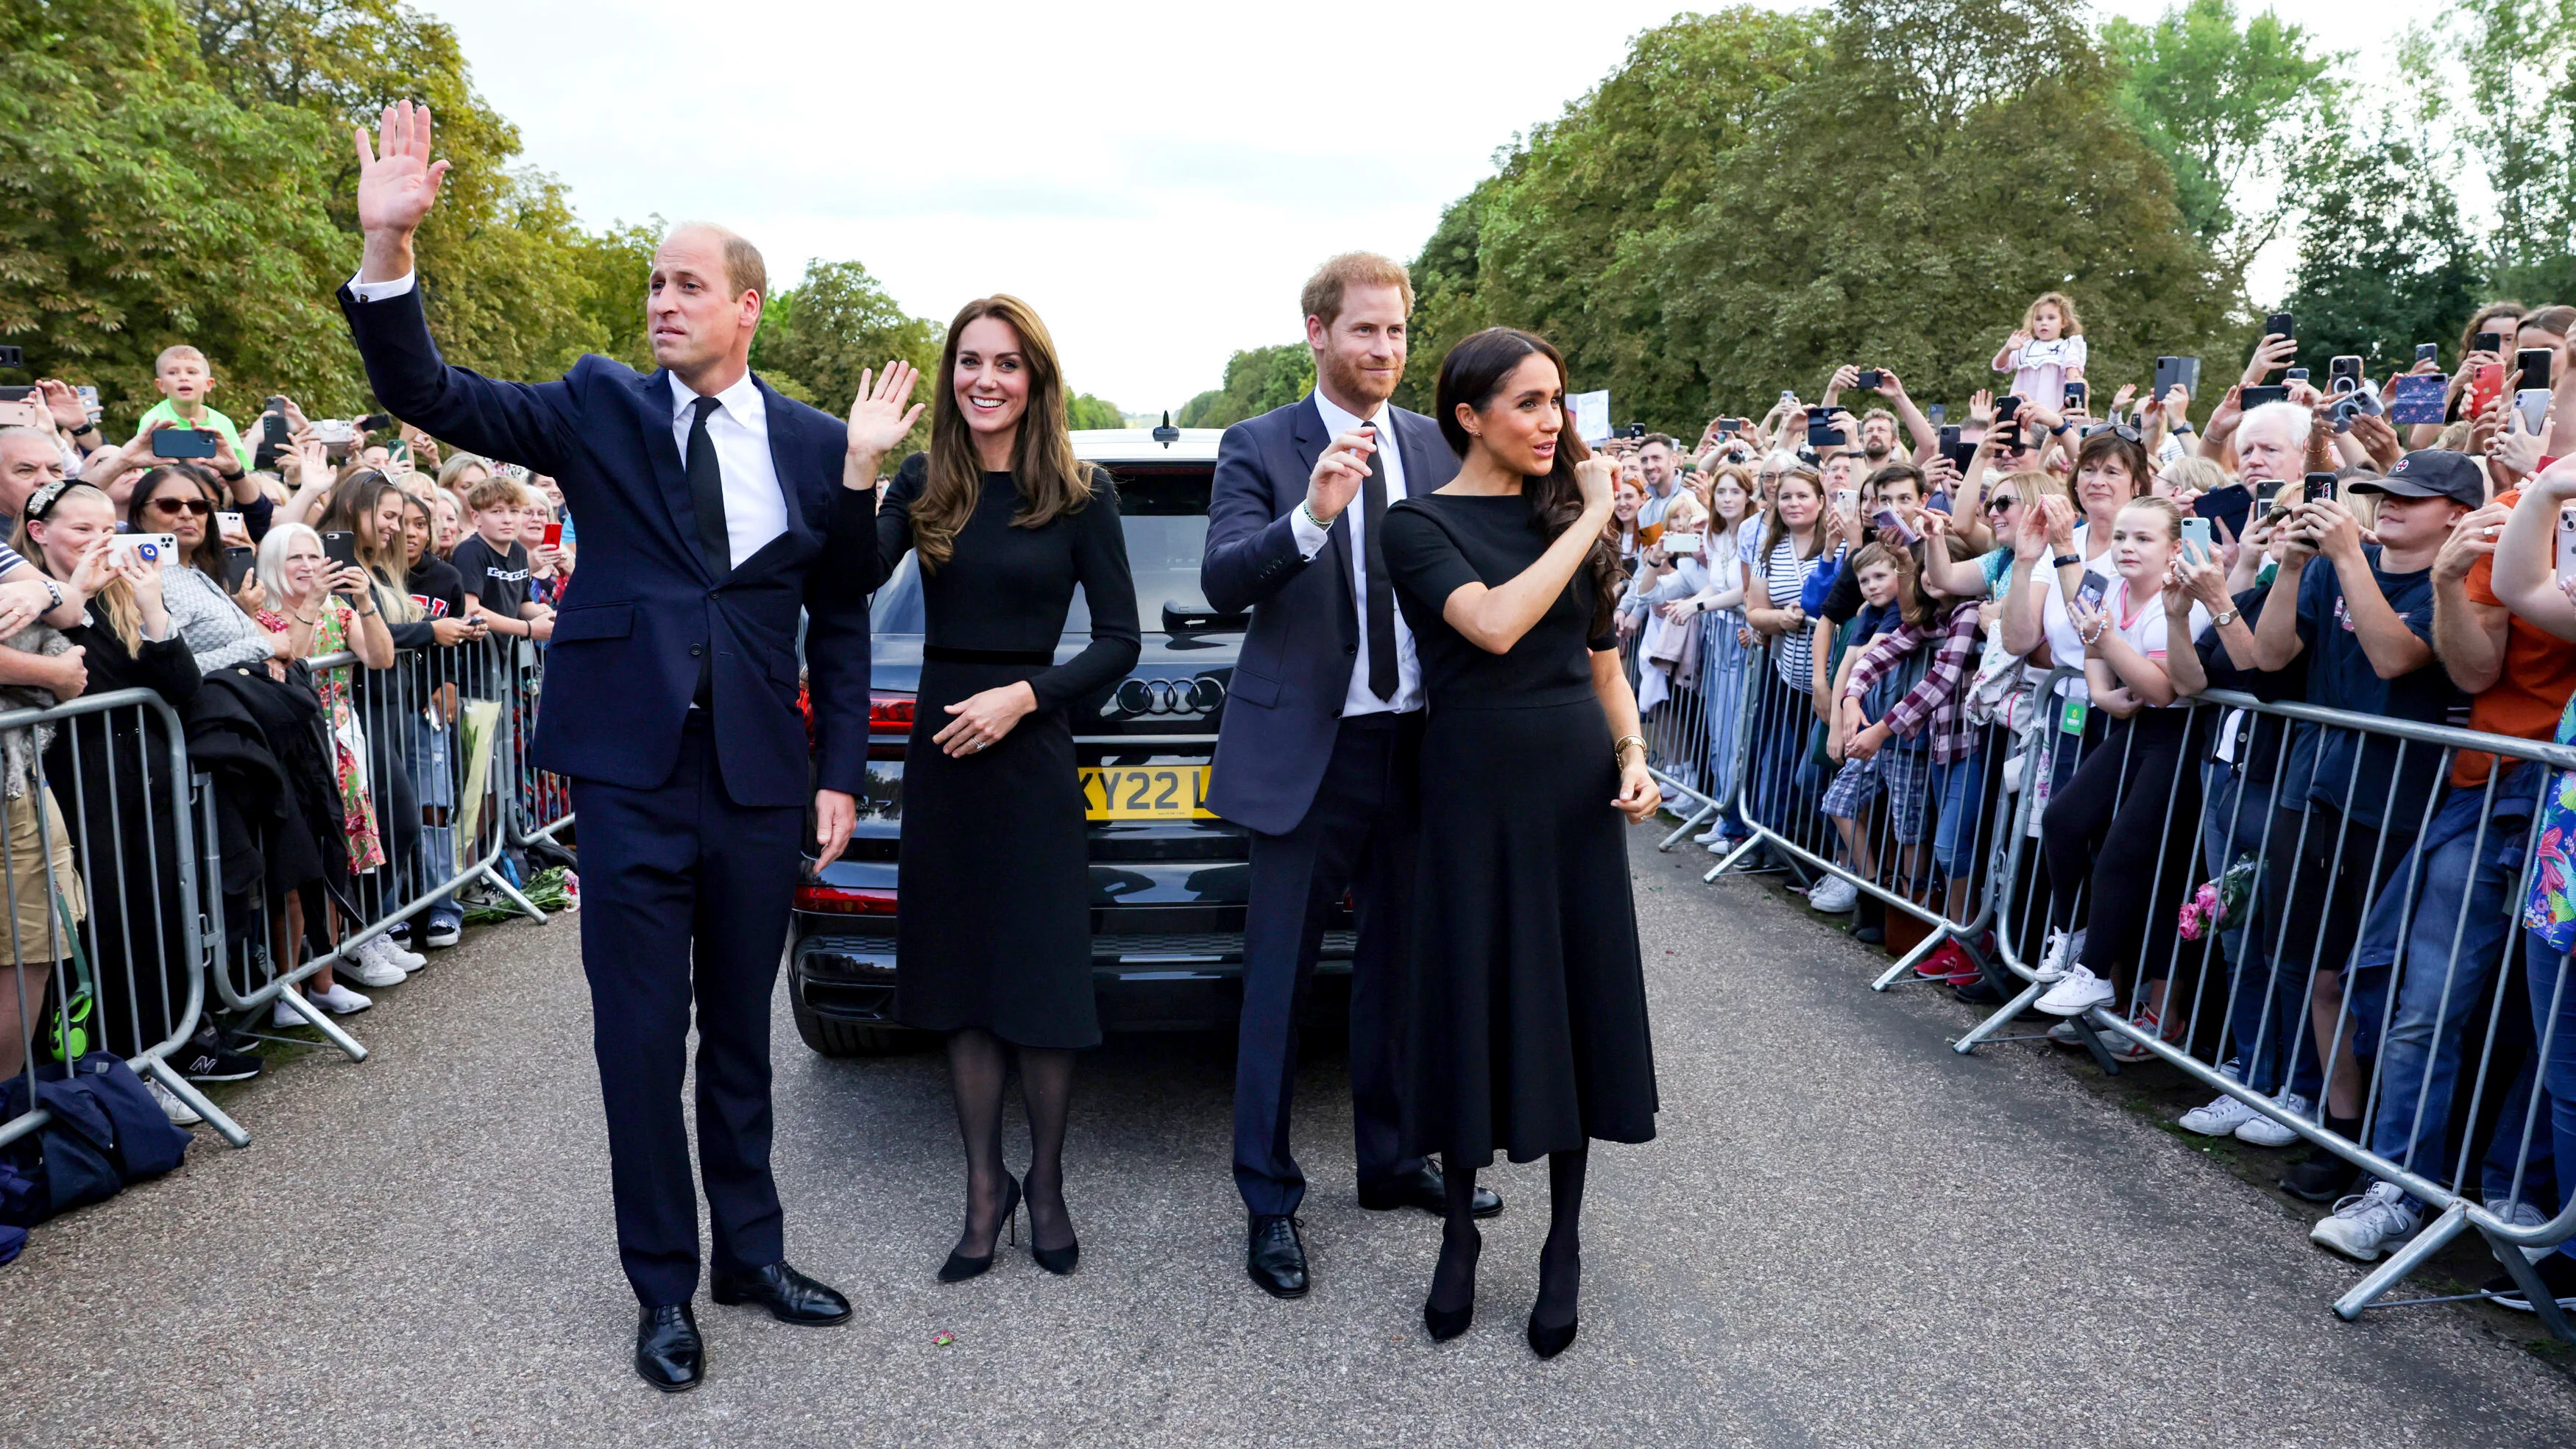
[868,460,1240,634]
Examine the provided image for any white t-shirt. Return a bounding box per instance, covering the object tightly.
[2036,524,2113,701]
[2009,335,2088,408]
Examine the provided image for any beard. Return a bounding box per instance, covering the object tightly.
[1319,347,1399,409]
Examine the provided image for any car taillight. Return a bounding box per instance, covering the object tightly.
[870,692,915,731]
[796,883,897,915]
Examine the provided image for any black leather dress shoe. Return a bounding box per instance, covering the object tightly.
[710,1260,852,1326]
[634,1304,703,1392]
[1358,1164,1504,1219]
[1246,1214,1309,1299]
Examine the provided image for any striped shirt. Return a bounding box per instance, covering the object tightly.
[1764,536,1825,686]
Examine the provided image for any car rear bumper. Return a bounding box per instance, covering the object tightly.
[790,924,1356,1034]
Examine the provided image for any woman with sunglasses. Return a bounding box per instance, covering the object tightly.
[127,467,282,675]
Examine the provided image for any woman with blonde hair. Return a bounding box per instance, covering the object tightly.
[841,295,1141,1281]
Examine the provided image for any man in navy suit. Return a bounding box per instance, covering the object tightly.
[1201,253,1502,1300]
[338,103,900,1391]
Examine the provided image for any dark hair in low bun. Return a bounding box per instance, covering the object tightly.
[1434,327,1624,637]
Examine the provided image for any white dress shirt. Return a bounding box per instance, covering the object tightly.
[665,372,788,570]
[1287,391,1423,716]
[346,269,790,570]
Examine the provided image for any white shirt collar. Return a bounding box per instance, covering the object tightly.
[1312,388,1387,437]
[670,369,764,425]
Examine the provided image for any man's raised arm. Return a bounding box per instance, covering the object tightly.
[340,101,574,478]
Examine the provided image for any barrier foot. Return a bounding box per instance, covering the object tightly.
[1705,835,1763,882]
[2473,1220,2576,1344]
[1954,979,2046,1054]
[477,863,550,925]
[140,1056,249,1149]
[2332,1202,2468,1322]
[1657,803,1716,853]
[272,985,370,1063]
[1871,929,1950,992]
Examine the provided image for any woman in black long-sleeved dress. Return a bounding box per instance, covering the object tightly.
[838,296,1140,1281]
[1379,327,1661,1359]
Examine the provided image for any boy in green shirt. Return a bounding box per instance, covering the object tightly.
[134,345,249,474]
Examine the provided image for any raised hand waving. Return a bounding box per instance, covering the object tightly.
[846,361,926,461]
[355,101,450,280]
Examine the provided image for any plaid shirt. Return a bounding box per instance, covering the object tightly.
[1841,599,1985,762]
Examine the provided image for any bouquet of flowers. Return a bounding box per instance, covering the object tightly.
[2178,854,2259,942]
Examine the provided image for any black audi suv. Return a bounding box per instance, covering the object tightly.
[788,428,1354,1056]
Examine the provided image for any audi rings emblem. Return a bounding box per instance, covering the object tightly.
[1111,676,1227,716]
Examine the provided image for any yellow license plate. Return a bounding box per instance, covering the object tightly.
[1081,765,1217,821]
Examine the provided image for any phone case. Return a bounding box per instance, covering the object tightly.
[2388,373,2449,426]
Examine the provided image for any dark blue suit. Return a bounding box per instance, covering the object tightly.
[340,284,873,1306]
[1202,395,1457,1216]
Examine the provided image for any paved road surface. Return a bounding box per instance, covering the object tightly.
[4,826,2572,1446]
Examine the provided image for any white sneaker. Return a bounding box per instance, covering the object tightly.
[1807,875,1858,913]
[2234,1091,2310,1149]
[308,982,373,1015]
[2034,927,2085,982]
[2491,1199,2558,1263]
[2180,1072,2260,1137]
[345,937,408,988]
[2311,1181,2422,1261]
[2036,964,2115,1016]
[1694,825,1727,843]
[148,1079,201,1127]
[2048,1018,2084,1046]
[378,935,427,970]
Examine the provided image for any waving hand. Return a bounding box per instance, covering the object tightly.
[355,100,450,281]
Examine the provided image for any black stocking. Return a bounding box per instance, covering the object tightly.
[1535,1147,1588,1330]
[1427,1153,1482,1314]
[1018,1046,1077,1252]
[944,1027,1011,1257]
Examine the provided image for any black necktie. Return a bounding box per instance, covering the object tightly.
[1361,426,1398,701]
[684,394,731,575]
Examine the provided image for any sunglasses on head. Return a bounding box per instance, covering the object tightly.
[2085,422,2144,443]
[148,496,213,517]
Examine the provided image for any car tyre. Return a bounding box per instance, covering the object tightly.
[790,991,921,1057]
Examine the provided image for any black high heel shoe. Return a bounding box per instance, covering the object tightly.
[1421,1226,1481,1342]
[937,1174,1021,1283]
[1527,1247,1579,1358]
[1525,1312,1579,1359]
[1028,1192,1080,1277]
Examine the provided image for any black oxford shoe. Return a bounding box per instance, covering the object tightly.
[1358,1164,1503,1219]
[634,1304,703,1392]
[710,1259,853,1326]
[1246,1214,1309,1299]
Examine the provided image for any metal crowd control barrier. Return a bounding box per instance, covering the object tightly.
[1701,630,2019,991]
[0,689,236,1149]
[1619,603,1738,851]
[202,637,551,1084]
[1686,610,2576,1340]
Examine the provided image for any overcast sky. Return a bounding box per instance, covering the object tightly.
[414,0,2417,413]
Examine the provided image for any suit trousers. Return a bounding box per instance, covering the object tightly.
[570,712,802,1306]
[1233,709,1425,1217]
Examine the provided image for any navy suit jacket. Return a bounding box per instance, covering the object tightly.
[1200,394,1458,835]
[338,284,872,809]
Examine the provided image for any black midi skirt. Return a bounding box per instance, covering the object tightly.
[893,655,1100,1049]
[1400,692,1659,1166]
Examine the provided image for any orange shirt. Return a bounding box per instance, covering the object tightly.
[2455,489,2576,786]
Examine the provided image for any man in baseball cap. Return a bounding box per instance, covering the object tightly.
[2347,449,2486,509]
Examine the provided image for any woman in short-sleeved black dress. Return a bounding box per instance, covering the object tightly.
[1379,327,1660,1360]
[847,297,1139,1283]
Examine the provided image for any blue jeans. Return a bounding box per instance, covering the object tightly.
[1929,752,1989,882]
[405,715,461,924]
[2199,762,2313,1097]
[2526,932,2576,1262]
[2350,765,2541,1208]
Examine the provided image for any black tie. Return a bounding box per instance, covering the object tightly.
[684,394,731,575]
[1361,426,1398,701]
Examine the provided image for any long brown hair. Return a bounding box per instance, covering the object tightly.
[1434,327,1625,635]
[911,294,1092,572]
[319,471,423,623]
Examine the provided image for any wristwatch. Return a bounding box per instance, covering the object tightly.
[2212,606,2241,628]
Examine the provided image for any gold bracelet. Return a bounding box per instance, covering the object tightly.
[1613,734,1647,762]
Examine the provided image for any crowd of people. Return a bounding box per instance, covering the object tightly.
[0,347,575,1131]
[1614,293,2576,1307]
